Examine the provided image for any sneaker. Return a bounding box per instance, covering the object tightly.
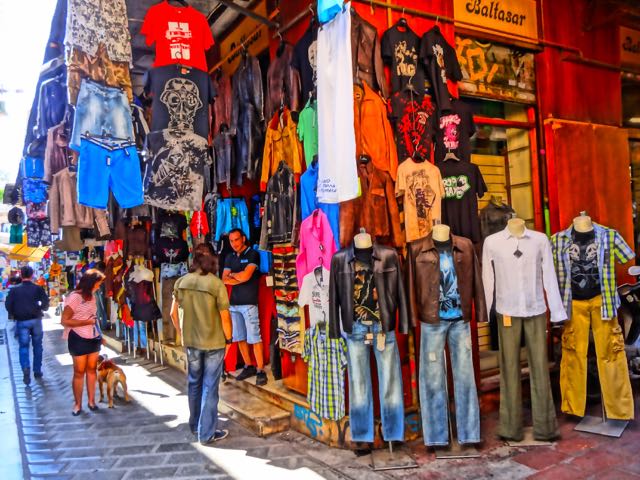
[23,368,31,385]
[235,365,257,381]
[200,429,229,445]
[255,370,268,386]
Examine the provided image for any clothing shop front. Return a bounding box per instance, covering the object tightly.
[11,0,640,457]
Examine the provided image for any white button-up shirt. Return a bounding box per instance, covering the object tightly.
[482,227,567,322]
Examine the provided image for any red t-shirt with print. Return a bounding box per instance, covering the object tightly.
[141,0,214,71]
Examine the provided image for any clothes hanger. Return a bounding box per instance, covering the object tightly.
[397,7,408,28]
[443,150,460,161]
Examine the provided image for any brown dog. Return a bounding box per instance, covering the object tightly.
[97,355,130,408]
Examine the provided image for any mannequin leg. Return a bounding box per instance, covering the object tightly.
[590,296,634,420]
[497,314,524,441]
[523,314,558,440]
[448,320,480,444]
[373,328,404,442]
[418,321,450,445]
[560,299,591,417]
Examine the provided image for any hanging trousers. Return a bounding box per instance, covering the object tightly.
[497,313,558,441]
[560,295,634,420]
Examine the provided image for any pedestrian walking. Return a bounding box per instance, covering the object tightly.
[171,253,232,445]
[61,269,106,416]
[5,266,49,385]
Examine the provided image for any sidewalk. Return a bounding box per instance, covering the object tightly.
[2,307,640,479]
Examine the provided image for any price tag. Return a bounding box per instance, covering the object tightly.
[376,333,386,352]
[364,332,374,345]
[503,315,512,327]
[265,275,274,287]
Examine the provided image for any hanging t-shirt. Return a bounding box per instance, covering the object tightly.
[157,211,188,239]
[141,0,214,71]
[381,24,425,97]
[395,158,444,242]
[434,239,463,321]
[297,99,318,167]
[291,25,318,105]
[354,260,380,324]
[144,65,216,138]
[437,160,487,243]
[570,230,601,300]
[155,236,189,264]
[389,91,435,162]
[420,26,462,113]
[298,267,330,328]
[433,98,476,163]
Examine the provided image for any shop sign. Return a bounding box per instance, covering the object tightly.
[621,27,640,68]
[454,0,538,43]
[455,35,536,103]
[218,0,268,75]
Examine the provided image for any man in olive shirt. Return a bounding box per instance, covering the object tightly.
[171,254,232,445]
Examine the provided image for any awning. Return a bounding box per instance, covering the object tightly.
[8,244,50,263]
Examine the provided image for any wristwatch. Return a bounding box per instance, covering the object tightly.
[225,338,233,345]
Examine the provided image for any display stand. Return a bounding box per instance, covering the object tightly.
[370,442,418,471]
[150,319,164,366]
[435,353,480,459]
[505,427,553,447]
[574,393,628,437]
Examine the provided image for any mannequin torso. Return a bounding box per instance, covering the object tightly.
[573,214,594,233]
[432,224,451,242]
[129,264,154,283]
[507,218,526,238]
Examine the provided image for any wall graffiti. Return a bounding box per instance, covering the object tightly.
[455,35,536,103]
[293,405,324,438]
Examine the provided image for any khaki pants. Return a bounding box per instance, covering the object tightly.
[498,313,558,441]
[560,296,634,420]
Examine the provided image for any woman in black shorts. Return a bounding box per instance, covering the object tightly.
[61,269,106,416]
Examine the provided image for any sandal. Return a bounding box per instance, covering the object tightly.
[72,408,83,416]
[88,404,99,412]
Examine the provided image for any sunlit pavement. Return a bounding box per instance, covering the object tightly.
[2,306,640,480]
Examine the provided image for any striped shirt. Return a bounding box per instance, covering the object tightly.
[551,223,635,320]
[65,292,100,339]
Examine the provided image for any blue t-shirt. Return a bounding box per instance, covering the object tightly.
[435,240,463,321]
[300,162,340,249]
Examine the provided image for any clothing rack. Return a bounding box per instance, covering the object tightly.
[210,0,279,29]
[274,5,315,38]
[348,0,455,24]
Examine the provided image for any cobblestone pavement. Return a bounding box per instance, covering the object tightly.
[2,309,640,479]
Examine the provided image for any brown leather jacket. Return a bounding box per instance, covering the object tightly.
[329,243,409,339]
[406,233,487,325]
[339,161,403,248]
[351,10,388,99]
[265,42,300,122]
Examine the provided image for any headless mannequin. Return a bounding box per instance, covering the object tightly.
[507,218,526,238]
[129,264,154,283]
[573,212,594,233]
[432,224,451,242]
[354,230,373,264]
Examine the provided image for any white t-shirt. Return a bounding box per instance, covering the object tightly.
[298,267,330,328]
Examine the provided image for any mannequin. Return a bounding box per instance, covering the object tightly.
[432,223,451,242]
[354,228,373,249]
[572,211,594,233]
[507,217,526,238]
[129,263,154,283]
[126,258,161,357]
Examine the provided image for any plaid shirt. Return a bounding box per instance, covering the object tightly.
[302,325,348,421]
[551,223,635,320]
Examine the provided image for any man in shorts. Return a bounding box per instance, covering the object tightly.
[222,229,266,386]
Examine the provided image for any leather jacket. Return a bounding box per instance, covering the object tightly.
[406,233,487,325]
[329,243,409,338]
[231,55,264,182]
[259,161,297,249]
[265,42,299,123]
[351,10,388,99]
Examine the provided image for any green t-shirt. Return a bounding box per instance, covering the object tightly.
[173,272,230,350]
[297,98,318,167]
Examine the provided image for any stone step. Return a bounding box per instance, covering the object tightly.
[219,382,290,438]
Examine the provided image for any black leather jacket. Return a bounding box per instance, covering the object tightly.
[259,161,297,249]
[329,243,409,338]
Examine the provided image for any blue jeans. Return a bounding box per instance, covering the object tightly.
[345,322,404,442]
[186,347,225,442]
[419,321,480,446]
[132,321,148,349]
[16,319,44,374]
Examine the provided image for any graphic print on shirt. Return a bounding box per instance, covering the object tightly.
[394,40,417,78]
[439,249,462,320]
[443,175,470,200]
[406,169,436,234]
[353,264,380,324]
[166,21,193,61]
[568,241,599,291]
[160,78,203,131]
[440,114,462,150]
[432,44,447,84]
[396,95,434,160]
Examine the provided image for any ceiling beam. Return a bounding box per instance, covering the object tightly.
[208,0,279,29]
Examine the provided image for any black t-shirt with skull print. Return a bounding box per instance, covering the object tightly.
[381,24,425,97]
[144,65,216,137]
[570,230,601,300]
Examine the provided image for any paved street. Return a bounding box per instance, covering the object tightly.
[2,307,640,479]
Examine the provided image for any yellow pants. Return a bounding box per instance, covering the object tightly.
[560,295,634,420]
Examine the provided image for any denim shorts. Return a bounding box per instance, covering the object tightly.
[230,305,261,344]
[71,78,134,150]
[78,138,143,209]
